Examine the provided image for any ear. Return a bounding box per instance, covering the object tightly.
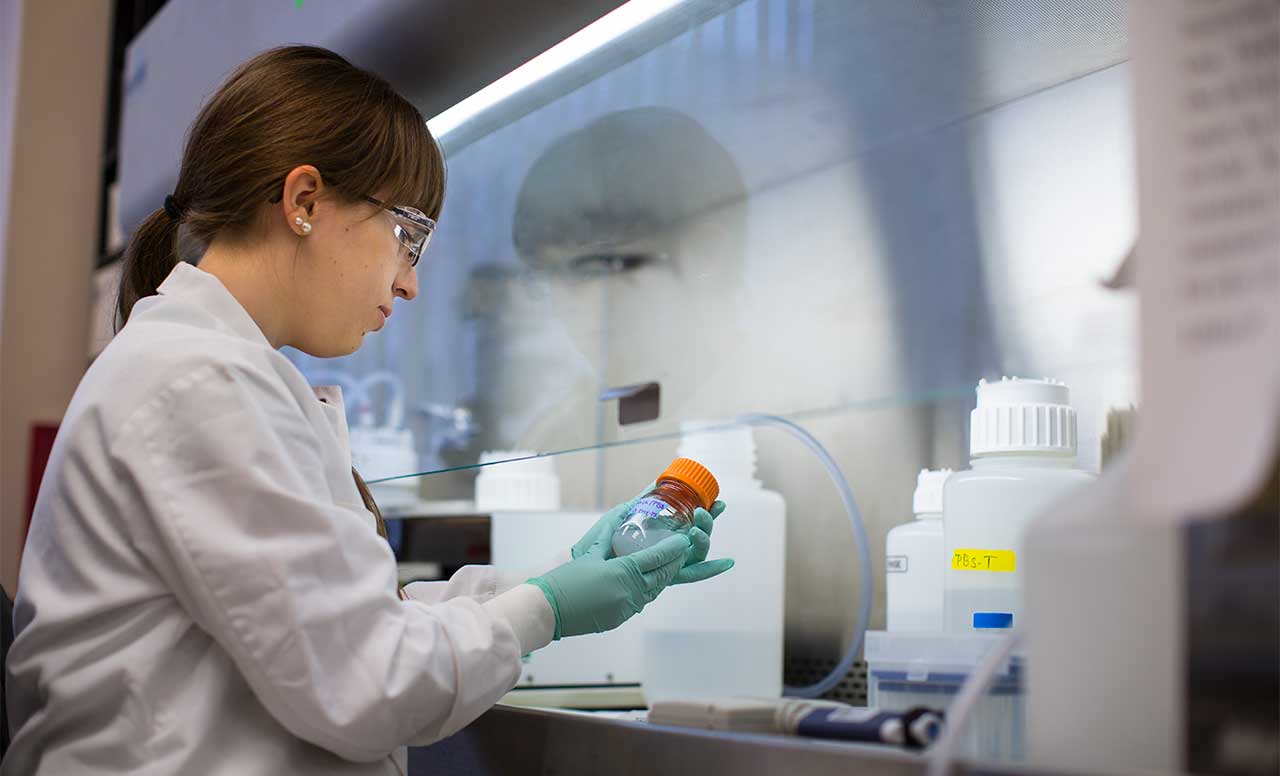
[280,165,324,223]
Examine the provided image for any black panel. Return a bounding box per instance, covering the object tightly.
[1185,455,1280,775]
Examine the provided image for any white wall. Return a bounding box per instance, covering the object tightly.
[0,0,112,593]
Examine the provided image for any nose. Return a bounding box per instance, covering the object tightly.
[394,263,418,301]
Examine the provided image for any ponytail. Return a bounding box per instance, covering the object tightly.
[115,206,181,331]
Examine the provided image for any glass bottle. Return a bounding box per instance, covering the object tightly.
[611,458,720,558]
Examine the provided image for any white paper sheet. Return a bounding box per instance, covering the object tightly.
[1132,0,1280,519]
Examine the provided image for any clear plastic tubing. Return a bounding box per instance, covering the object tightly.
[733,414,873,700]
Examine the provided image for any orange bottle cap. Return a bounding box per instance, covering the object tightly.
[659,458,719,510]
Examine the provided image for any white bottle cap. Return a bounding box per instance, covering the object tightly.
[970,377,1078,457]
[912,469,951,517]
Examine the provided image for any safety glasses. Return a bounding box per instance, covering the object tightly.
[362,196,436,268]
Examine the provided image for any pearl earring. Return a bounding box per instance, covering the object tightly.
[295,215,311,234]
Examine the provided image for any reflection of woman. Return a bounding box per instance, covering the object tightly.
[4,47,730,775]
[506,108,748,466]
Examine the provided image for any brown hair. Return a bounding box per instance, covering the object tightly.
[352,468,390,540]
[116,44,446,329]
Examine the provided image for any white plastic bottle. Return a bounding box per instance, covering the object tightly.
[943,378,1094,633]
[885,469,949,632]
[640,421,786,703]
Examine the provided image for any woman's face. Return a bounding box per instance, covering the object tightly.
[286,179,420,358]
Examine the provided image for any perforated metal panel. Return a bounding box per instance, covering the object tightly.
[785,658,868,706]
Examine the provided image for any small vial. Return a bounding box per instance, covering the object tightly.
[612,458,720,558]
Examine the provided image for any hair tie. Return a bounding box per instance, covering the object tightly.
[163,194,183,221]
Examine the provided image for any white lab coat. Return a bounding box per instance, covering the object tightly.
[3,262,555,775]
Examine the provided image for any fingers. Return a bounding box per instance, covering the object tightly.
[672,557,735,585]
[572,520,606,560]
[687,526,710,566]
[692,508,714,538]
[641,552,688,591]
[596,506,633,548]
[691,503,725,538]
[580,523,615,560]
[624,533,691,573]
[684,503,723,566]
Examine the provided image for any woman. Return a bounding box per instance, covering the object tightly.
[3,46,731,775]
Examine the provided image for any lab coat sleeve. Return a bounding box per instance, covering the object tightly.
[401,566,501,605]
[117,361,550,761]
[402,549,572,605]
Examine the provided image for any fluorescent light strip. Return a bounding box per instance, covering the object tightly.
[426,0,688,140]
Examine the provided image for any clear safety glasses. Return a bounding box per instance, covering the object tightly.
[362,196,436,268]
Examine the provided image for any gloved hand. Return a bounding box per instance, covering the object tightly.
[570,493,646,560]
[571,495,735,585]
[672,500,735,585]
[531,530,690,639]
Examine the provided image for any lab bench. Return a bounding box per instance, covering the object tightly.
[408,704,1085,776]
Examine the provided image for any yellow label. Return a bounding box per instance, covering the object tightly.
[951,549,1016,572]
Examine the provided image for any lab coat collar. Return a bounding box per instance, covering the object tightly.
[157,261,273,349]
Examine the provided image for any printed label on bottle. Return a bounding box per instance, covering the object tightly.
[885,555,908,573]
[631,497,669,519]
[951,549,1016,572]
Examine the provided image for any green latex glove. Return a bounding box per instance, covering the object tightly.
[570,497,735,585]
[531,531,690,640]
[673,500,735,585]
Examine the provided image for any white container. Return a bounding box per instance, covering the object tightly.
[1022,458,1182,773]
[474,451,562,512]
[640,421,786,704]
[943,378,1094,633]
[886,469,950,632]
[865,630,1025,762]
